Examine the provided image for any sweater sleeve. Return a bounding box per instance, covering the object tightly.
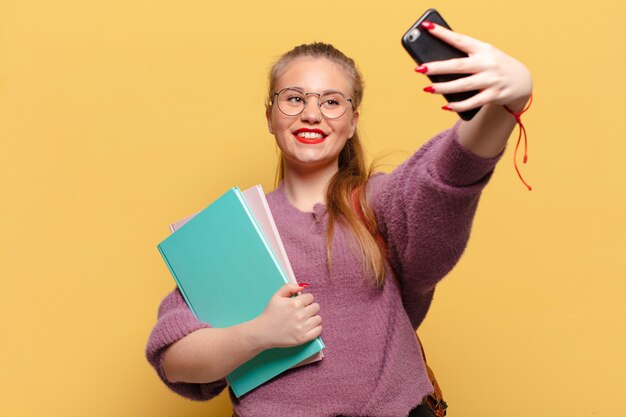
[368,122,501,326]
[145,288,228,401]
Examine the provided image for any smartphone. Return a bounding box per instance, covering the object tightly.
[402,9,481,121]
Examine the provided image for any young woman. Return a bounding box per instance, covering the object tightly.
[146,22,532,417]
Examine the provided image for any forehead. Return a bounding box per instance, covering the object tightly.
[276,56,353,94]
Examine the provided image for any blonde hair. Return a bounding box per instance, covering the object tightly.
[266,43,386,286]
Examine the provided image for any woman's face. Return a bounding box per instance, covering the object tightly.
[266,56,359,173]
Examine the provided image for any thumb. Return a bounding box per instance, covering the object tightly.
[274,282,308,298]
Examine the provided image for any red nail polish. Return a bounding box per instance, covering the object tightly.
[298,282,310,288]
[423,86,436,93]
[421,21,435,30]
[415,65,428,74]
[442,105,453,111]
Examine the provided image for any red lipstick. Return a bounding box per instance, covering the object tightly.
[293,128,327,144]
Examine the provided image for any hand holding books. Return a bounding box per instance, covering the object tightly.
[253,283,322,349]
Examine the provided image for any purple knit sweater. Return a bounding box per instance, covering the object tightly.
[146,123,500,417]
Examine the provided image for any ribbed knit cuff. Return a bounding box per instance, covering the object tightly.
[145,290,227,401]
[146,307,210,376]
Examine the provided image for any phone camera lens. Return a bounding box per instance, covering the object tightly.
[408,28,421,42]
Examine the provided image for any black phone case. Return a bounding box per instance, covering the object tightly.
[402,9,480,121]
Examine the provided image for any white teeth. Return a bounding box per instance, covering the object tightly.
[297,132,324,139]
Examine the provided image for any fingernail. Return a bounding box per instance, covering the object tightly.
[421,21,435,30]
[415,65,428,74]
[298,282,310,288]
[442,105,453,111]
[423,86,436,93]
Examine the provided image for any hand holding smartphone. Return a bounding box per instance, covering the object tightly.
[402,9,481,121]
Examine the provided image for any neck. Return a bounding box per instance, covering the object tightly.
[282,159,338,212]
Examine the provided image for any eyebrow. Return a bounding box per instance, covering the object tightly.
[283,86,346,95]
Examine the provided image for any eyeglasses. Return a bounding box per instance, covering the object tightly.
[271,87,353,119]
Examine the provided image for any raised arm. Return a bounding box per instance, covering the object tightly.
[367,124,500,302]
[367,25,531,326]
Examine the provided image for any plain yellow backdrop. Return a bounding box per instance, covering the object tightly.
[1,0,625,416]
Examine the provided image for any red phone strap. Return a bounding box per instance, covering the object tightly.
[504,95,533,191]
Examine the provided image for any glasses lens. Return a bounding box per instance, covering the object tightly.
[276,89,306,116]
[319,92,349,119]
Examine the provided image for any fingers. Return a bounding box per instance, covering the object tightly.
[418,57,478,76]
[421,73,488,113]
[290,300,322,345]
[414,22,532,111]
[303,317,323,341]
[304,301,320,316]
[441,89,494,113]
[427,73,488,95]
[414,23,494,77]
[293,293,315,308]
[300,310,322,331]
[422,21,484,55]
[294,298,321,340]
[297,310,322,343]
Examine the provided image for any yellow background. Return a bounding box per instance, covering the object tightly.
[1,0,625,416]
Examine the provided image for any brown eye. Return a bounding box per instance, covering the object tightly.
[287,95,304,103]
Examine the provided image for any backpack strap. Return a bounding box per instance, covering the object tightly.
[350,186,447,417]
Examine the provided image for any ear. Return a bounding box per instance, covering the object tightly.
[349,110,359,138]
[266,107,274,135]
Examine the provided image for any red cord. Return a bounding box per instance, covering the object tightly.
[504,95,533,191]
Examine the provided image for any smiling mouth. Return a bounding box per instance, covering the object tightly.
[293,129,327,144]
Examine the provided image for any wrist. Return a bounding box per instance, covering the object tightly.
[504,94,532,114]
[244,317,270,353]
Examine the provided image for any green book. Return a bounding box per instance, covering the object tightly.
[157,187,325,397]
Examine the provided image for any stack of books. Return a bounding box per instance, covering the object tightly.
[157,185,325,397]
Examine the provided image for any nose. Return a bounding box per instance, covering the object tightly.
[300,94,323,123]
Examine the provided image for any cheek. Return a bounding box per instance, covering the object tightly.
[267,106,293,135]
[273,126,293,152]
[332,119,355,139]
[270,113,292,133]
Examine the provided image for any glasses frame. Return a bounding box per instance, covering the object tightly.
[271,87,354,120]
